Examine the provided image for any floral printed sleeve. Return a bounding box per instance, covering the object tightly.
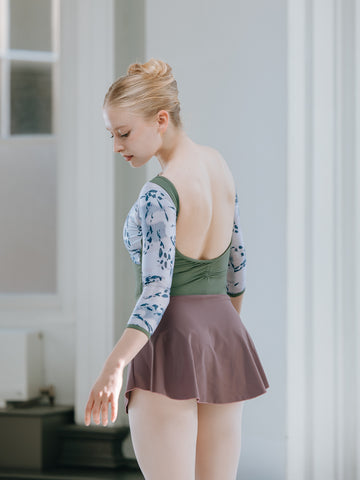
[226,190,247,297]
[126,182,177,338]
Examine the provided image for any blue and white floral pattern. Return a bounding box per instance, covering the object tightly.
[123,198,142,265]
[123,181,247,337]
[226,192,247,296]
[123,182,176,337]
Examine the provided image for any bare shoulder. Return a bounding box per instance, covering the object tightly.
[161,144,236,200]
[202,145,233,172]
[201,144,223,159]
[201,145,236,196]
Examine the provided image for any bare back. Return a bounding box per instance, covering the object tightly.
[160,146,236,261]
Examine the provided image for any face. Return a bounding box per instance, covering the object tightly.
[103,106,166,168]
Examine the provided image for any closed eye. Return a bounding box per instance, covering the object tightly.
[109,132,129,139]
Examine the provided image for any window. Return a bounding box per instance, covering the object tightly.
[0,0,59,294]
[0,0,58,137]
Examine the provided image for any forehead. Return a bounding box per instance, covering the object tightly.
[102,106,143,130]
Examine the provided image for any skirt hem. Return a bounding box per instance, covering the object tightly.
[124,385,269,414]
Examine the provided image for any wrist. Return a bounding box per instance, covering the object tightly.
[105,355,125,374]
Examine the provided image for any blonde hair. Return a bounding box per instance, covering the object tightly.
[103,58,183,130]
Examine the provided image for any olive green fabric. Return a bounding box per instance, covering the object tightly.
[133,174,245,300]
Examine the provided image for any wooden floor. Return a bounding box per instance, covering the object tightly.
[0,467,144,480]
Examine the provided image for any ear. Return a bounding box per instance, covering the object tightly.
[156,110,169,134]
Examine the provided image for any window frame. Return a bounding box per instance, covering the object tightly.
[0,0,59,139]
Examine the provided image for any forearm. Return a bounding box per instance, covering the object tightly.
[103,327,149,372]
[230,292,244,314]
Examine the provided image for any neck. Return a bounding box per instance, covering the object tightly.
[156,124,196,172]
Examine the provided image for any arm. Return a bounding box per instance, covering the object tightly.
[230,293,244,315]
[84,327,148,426]
[84,183,177,426]
[125,182,177,337]
[227,190,247,314]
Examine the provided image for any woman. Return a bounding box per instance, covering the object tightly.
[85,58,269,480]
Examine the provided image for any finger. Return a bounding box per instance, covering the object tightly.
[110,393,118,423]
[101,400,109,426]
[92,395,103,424]
[84,396,94,426]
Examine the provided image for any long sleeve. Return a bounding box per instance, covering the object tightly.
[226,190,247,297]
[126,182,177,338]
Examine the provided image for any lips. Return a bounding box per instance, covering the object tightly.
[123,155,133,161]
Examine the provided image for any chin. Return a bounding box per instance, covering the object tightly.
[131,157,152,169]
[129,161,143,169]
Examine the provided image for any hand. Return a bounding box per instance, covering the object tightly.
[84,361,124,426]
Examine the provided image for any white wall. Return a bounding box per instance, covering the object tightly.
[145,1,286,478]
[2,0,360,477]
[0,0,287,476]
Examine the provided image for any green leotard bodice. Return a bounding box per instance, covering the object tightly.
[134,174,231,299]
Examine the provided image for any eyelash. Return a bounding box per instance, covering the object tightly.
[109,132,129,139]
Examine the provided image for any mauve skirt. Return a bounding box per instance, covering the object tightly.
[124,294,269,413]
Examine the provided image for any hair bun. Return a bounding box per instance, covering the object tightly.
[127,58,173,79]
[103,57,183,130]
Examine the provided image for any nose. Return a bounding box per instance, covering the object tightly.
[113,137,125,154]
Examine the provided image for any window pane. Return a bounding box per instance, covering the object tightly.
[10,0,52,52]
[0,141,57,293]
[10,60,52,134]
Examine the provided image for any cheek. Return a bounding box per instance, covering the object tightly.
[138,130,157,149]
[130,127,158,154]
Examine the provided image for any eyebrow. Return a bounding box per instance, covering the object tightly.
[105,125,128,131]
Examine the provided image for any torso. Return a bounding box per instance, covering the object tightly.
[158,145,236,261]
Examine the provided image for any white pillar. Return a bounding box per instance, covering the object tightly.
[355,1,360,478]
[286,0,308,477]
[72,0,115,426]
[287,0,359,478]
[311,1,337,477]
